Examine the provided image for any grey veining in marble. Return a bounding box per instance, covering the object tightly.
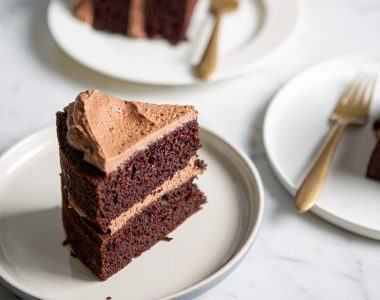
[1,0,380,299]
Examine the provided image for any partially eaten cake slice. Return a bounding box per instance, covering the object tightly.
[73,0,197,44]
[56,90,206,280]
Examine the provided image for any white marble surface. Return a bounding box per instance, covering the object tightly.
[1,0,380,299]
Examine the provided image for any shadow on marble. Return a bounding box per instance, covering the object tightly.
[0,279,19,300]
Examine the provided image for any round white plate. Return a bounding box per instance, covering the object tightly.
[264,54,380,240]
[47,0,300,85]
[0,126,263,300]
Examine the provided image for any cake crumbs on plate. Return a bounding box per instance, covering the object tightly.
[61,239,69,246]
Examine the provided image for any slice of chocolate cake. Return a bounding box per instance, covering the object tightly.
[57,90,206,280]
[73,0,197,44]
[367,120,380,180]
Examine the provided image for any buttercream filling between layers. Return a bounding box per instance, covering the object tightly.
[128,0,146,37]
[67,156,203,234]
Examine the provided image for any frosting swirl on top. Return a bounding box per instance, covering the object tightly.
[64,90,197,173]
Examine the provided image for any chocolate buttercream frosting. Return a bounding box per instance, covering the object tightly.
[64,90,198,173]
[128,0,146,37]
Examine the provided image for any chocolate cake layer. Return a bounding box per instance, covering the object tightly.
[57,112,202,233]
[145,0,197,44]
[92,0,131,34]
[367,140,380,180]
[62,179,206,280]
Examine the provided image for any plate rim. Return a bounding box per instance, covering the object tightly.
[263,53,380,240]
[0,125,264,300]
[46,0,301,86]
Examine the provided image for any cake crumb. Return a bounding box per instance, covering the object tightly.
[106,297,112,300]
[162,236,173,242]
[61,239,69,246]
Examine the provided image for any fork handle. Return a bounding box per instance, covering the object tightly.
[195,12,222,80]
[295,123,346,213]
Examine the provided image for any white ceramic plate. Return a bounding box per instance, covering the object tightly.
[47,0,300,85]
[264,54,380,240]
[0,126,263,300]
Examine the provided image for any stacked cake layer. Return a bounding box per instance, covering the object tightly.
[57,90,206,280]
[367,120,380,180]
[73,0,197,44]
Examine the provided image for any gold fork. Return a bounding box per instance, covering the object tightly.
[194,0,238,80]
[295,73,377,213]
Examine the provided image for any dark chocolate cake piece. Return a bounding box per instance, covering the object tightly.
[62,180,205,280]
[73,0,197,44]
[367,120,380,180]
[57,90,206,280]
